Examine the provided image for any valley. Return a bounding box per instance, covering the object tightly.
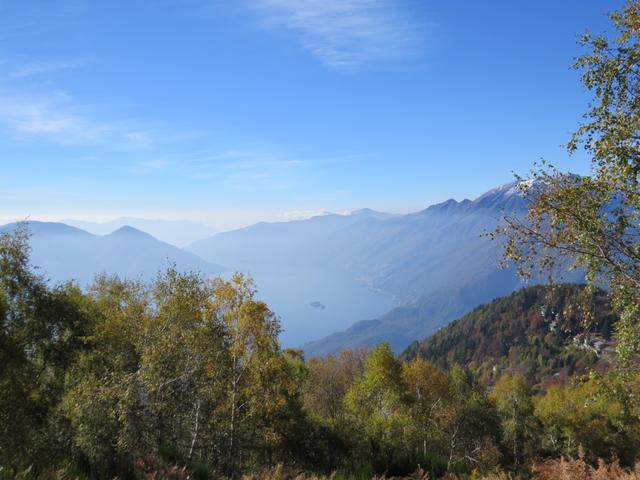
[1,179,581,352]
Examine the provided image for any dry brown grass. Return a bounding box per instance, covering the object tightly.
[242,465,431,480]
[243,459,640,480]
[441,469,514,479]
[241,464,330,480]
[11,459,640,480]
[532,456,640,480]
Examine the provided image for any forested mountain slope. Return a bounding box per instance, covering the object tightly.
[401,284,617,386]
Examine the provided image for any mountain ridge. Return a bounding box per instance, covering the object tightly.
[4,178,575,353]
[188,178,579,350]
[0,221,224,286]
[62,217,217,247]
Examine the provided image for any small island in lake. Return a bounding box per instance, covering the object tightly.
[310,301,326,310]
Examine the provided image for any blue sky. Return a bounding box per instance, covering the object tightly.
[0,0,623,230]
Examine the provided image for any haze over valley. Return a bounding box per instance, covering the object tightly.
[1,179,582,351]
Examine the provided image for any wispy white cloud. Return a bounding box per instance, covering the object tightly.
[0,52,157,148]
[281,208,331,221]
[122,130,154,148]
[7,57,93,79]
[178,147,307,189]
[0,92,101,141]
[145,146,359,192]
[0,90,154,147]
[129,159,169,176]
[251,0,425,72]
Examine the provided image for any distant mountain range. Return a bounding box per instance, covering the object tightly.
[0,221,224,286]
[62,217,217,247]
[2,179,585,354]
[188,208,401,345]
[188,180,584,353]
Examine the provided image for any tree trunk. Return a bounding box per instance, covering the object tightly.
[229,377,237,478]
[188,400,200,460]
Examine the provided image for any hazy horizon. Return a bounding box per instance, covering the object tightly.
[0,175,574,234]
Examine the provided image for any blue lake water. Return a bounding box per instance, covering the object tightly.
[233,265,397,347]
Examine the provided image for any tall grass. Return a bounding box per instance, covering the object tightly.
[5,457,640,479]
